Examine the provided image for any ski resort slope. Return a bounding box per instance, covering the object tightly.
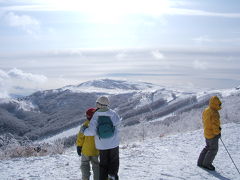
[0,123,239,180]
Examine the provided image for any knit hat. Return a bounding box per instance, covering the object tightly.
[96,96,109,108]
[86,108,96,120]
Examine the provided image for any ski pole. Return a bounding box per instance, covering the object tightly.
[220,137,240,175]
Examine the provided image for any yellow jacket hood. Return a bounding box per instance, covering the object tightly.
[209,96,222,111]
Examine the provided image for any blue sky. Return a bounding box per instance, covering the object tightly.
[0,0,240,97]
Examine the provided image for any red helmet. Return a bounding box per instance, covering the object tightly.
[86,108,96,120]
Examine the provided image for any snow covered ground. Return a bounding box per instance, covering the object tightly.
[1,123,239,180]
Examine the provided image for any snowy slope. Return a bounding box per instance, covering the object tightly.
[1,123,239,180]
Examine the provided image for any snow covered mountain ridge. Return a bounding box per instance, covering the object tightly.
[62,78,163,94]
[0,78,240,142]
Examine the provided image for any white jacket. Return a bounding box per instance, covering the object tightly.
[84,109,121,150]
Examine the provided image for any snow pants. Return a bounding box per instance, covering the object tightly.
[99,146,119,180]
[81,154,99,180]
[198,135,219,167]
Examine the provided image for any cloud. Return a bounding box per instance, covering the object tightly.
[3,12,40,35]
[193,36,212,43]
[151,50,170,69]
[0,68,48,98]
[168,8,240,18]
[193,60,208,70]
[0,69,9,79]
[2,0,240,19]
[193,36,240,45]
[116,51,128,59]
[8,68,47,83]
[0,70,10,98]
[151,50,165,59]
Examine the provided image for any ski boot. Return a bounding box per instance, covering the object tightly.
[108,174,118,180]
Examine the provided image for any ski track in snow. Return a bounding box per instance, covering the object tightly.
[0,123,240,180]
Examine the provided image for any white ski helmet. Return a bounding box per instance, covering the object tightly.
[96,96,109,108]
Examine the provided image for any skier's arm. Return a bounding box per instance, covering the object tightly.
[76,120,89,146]
[113,112,121,128]
[211,112,221,136]
[203,110,212,130]
[76,132,85,146]
[84,115,97,136]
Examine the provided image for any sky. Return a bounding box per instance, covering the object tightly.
[0,0,240,97]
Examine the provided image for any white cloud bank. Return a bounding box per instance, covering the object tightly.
[193,60,208,70]
[193,36,240,45]
[193,36,212,43]
[3,12,40,35]
[168,8,240,18]
[0,68,48,98]
[2,0,240,19]
[151,50,165,59]
[151,50,170,68]
[8,68,47,83]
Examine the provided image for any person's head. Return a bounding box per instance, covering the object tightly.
[209,96,222,111]
[96,96,109,109]
[86,108,96,120]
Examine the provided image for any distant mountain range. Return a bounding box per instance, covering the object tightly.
[0,79,239,140]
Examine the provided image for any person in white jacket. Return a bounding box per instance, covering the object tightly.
[81,96,121,180]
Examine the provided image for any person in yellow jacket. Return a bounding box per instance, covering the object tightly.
[76,108,99,180]
[197,96,222,171]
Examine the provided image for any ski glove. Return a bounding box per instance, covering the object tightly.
[216,133,221,139]
[80,125,88,133]
[77,146,82,156]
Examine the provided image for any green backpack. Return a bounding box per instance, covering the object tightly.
[97,116,115,139]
